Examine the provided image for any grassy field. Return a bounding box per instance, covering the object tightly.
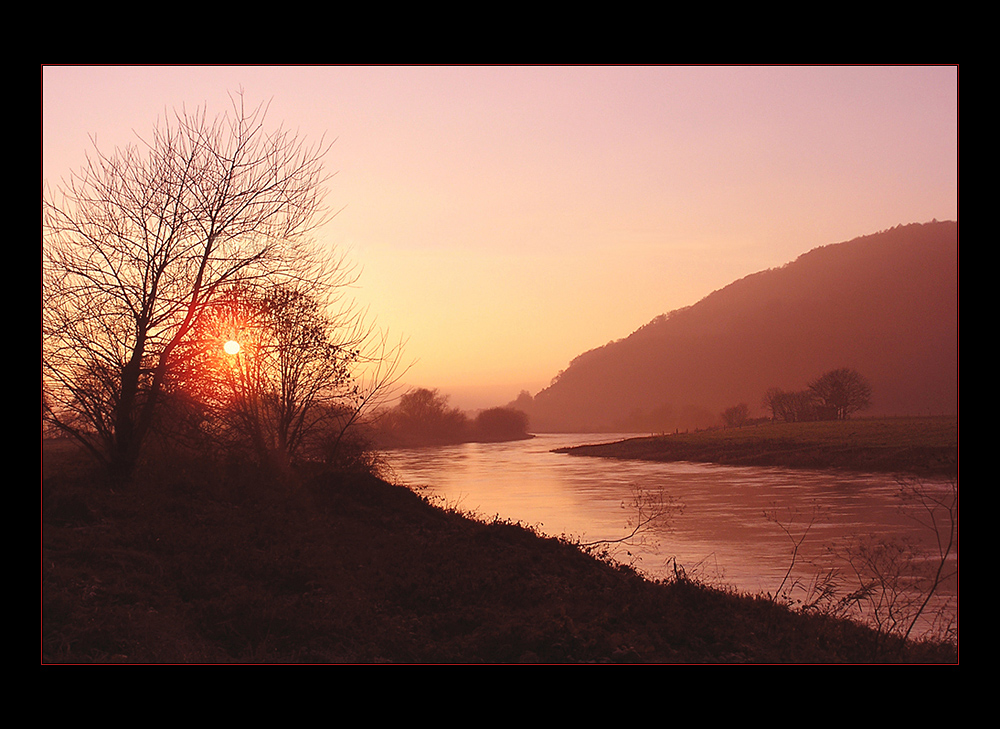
[554,417,958,477]
[41,437,958,663]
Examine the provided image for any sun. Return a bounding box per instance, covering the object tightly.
[223,340,241,355]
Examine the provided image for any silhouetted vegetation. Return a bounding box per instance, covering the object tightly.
[835,476,957,648]
[42,95,403,486]
[761,477,957,652]
[371,388,531,448]
[762,387,820,423]
[42,439,956,663]
[473,407,532,443]
[721,403,751,428]
[808,368,873,420]
[762,368,872,423]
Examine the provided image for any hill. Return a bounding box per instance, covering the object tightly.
[514,221,958,432]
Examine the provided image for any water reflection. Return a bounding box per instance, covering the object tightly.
[384,433,955,604]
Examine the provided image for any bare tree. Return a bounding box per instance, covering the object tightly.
[721,402,751,428]
[762,387,821,423]
[166,281,407,477]
[807,367,872,420]
[43,93,335,483]
[762,387,788,421]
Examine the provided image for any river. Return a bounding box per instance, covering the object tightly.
[383,433,957,639]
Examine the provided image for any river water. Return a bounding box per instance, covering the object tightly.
[383,433,957,637]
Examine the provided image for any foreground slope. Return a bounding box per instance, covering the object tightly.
[42,443,956,663]
[516,221,958,432]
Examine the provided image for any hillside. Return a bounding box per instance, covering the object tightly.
[514,221,958,432]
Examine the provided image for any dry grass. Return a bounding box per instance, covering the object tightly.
[41,439,957,663]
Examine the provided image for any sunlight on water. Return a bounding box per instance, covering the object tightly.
[385,433,956,635]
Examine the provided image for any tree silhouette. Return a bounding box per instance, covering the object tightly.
[375,388,470,447]
[43,93,337,483]
[164,282,393,477]
[762,388,819,422]
[474,407,530,442]
[721,403,751,428]
[808,368,873,420]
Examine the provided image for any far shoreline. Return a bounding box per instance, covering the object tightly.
[551,416,958,479]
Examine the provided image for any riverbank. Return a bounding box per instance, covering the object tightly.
[553,417,958,478]
[42,441,956,663]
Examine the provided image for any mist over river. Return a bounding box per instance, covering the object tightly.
[384,433,957,633]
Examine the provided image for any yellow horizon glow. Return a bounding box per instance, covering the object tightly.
[42,65,958,411]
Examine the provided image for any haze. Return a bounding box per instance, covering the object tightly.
[41,65,958,410]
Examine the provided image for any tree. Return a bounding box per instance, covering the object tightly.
[762,388,818,423]
[43,93,335,484]
[473,407,530,442]
[721,403,751,428]
[375,388,470,447]
[807,368,873,421]
[163,282,378,477]
[169,279,406,476]
[762,387,785,421]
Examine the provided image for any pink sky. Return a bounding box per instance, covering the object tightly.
[42,65,958,410]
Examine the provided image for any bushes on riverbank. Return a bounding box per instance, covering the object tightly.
[369,388,532,448]
[42,440,956,663]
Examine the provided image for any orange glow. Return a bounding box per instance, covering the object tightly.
[223,340,241,355]
[42,66,958,411]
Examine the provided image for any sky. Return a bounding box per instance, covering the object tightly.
[41,65,958,410]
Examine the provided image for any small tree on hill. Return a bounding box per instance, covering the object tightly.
[808,368,872,421]
[722,403,751,428]
[762,388,819,422]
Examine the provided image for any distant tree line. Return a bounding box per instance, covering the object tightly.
[371,388,531,448]
[719,368,873,428]
[762,368,873,422]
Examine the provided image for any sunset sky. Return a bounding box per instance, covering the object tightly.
[42,65,958,410]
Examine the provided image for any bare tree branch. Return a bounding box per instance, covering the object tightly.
[43,91,337,483]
